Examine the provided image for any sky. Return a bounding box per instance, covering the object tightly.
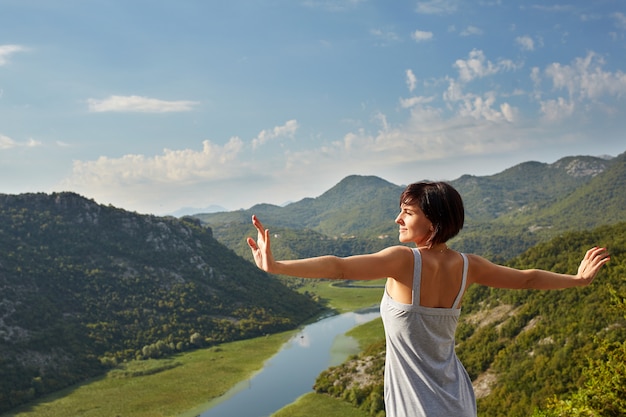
[1,0,625,215]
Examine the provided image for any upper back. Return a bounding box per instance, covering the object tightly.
[385,247,468,308]
[419,248,468,308]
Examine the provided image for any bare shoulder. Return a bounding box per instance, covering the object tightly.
[379,245,414,256]
[465,253,490,266]
[465,253,526,287]
[376,245,414,264]
[465,253,499,284]
[369,245,414,278]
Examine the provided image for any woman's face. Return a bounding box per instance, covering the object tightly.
[395,204,434,245]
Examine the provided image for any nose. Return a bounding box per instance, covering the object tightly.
[395,213,403,224]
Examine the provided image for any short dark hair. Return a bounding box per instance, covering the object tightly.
[399,181,465,245]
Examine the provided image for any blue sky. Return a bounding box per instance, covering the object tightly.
[1,0,625,215]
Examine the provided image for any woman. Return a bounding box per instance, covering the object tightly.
[246,181,610,417]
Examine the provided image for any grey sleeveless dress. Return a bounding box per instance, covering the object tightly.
[380,248,476,417]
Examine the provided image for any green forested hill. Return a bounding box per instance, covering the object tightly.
[0,193,321,413]
[452,155,612,221]
[197,175,404,238]
[196,152,622,262]
[505,152,626,230]
[451,151,626,261]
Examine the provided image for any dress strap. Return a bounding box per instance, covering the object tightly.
[411,248,422,306]
[451,253,469,309]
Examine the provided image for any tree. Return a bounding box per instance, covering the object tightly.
[533,289,626,417]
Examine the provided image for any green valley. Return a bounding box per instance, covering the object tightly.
[1,150,624,416]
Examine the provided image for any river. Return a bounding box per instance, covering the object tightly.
[182,306,381,417]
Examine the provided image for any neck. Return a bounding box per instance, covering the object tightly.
[418,243,448,253]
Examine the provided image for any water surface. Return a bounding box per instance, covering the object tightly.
[186,307,380,417]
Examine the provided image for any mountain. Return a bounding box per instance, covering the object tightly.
[195,153,623,262]
[0,193,321,412]
[169,204,228,217]
[451,155,613,222]
[451,153,622,260]
[507,153,626,229]
[196,175,404,237]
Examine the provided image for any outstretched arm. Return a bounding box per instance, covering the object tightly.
[469,246,611,290]
[246,215,410,280]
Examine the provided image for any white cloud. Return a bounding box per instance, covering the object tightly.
[415,0,459,14]
[399,95,435,109]
[530,66,543,100]
[453,49,515,82]
[0,134,42,149]
[302,0,365,12]
[540,97,575,122]
[283,104,525,180]
[443,76,464,102]
[60,121,299,211]
[457,92,515,122]
[441,74,516,123]
[0,44,26,66]
[411,30,434,42]
[65,137,244,187]
[425,49,521,124]
[530,5,574,13]
[0,134,17,149]
[87,95,199,113]
[370,29,401,43]
[530,51,626,120]
[26,138,42,148]
[613,12,626,29]
[500,102,515,122]
[516,35,534,51]
[460,26,483,36]
[251,120,299,149]
[544,51,626,100]
[406,69,417,92]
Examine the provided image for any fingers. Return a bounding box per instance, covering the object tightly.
[264,227,271,253]
[249,215,270,247]
[587,246,611,265]
[578,247,611,282]
[252,214,265,233]
[252,215,268,242]
[248,216,264,253]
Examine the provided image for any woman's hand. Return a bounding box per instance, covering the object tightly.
[576,246,611,285]
[247,215,275,273]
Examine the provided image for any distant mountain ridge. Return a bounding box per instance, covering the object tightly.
[169,204,228,217]
[453,155,613,221]
[195,152,623,261]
